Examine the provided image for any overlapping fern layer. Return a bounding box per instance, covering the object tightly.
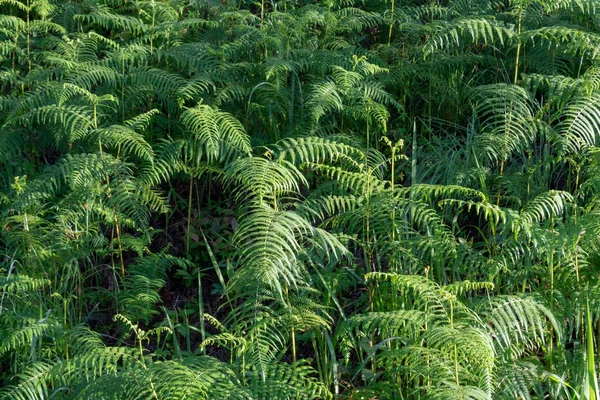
[1,0,600,397]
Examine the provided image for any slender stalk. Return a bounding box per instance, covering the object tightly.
[97,106,125,277]
[366,123,371,270]
[150,0,155,56]
[12,23,18,73]
[450,300,459,386]
[114,219,125,276]
[496,3,524,206]
[411,119,417,186]
[391,140,396,270]
[285,285,296,363]
[186,178,194,254]
[198,267,206,354]
[513,4,523,85]
[387,0,395,45]
[26,0,31,73]
[548,249,554,370]
[586,297,599,400]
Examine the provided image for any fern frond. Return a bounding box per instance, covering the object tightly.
[512,190,572,236]
[182,103,251,164]
[470,84,539,163]
[90,125,154,163]
[225,157,307,204]
[246,360,332,399]
[272,136,365,165]
[431,18,514,50]
[230,206,346,298]
[120,252,189,323]
[555,93,600,154]
[474,295,561,351]
[74,9,146,35]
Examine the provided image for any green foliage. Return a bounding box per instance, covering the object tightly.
[1,0,600,396]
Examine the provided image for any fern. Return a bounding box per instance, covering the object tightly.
[230,205,347,298]
[181,103,251,164]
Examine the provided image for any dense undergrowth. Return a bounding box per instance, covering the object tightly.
[1,0,600,397]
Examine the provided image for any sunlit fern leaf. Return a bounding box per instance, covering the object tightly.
[74,9,146,36]
[135,0,179,24]
[175,76,216,103]
[297,136,361,162]
[0,315,61,358]
[306,80,344,124]
[272,137,365,166]
[0,361,53,400]
[381,346,462,387]
[470,84,539,164]
[445,280,495,297]
[31,154,117,201]
[230,206,347,299]
[232,208,344,295]
[219,300,289,377]
[74,356,244,399]
[526,27,600,58]
[246,360,332,399]
[555,93,600,154]
[0,14,26,31]
[325,195,454,250]
[306,163,386,194]
[135,357,245,400]
[89,125,154,164]
[286,289,332,330]
[495,358,545,400]
[336,8,382,33]
[181,103,251,165]
[138,139,184,186]
[424,324,495,379]
[366,273,458,318]
[336,310,427,353]
[0,274,50,296]
[106,176,151,229]
[12,152,162,230]
[231,208,312,296]
[353,274,500,397]
[379,344,492,398]
[331,66,363,88]
[0,327,138,399]
[424,384,490,400]
[296,194,362,222]
[13,104,94,146]
[439,198,507,227]
[68,64,121,92]
[511,190,573,238]
[225,157,307,204]
[523,72,599,109]
[157,357,246,399]
[474,295,561,352]
[124,109,160,132]
[346,101,390,131]
[431,18,514,52]
[355,81,400,110]
[396,184,487,204]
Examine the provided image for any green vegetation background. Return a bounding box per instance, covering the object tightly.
[1,0,600,397]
